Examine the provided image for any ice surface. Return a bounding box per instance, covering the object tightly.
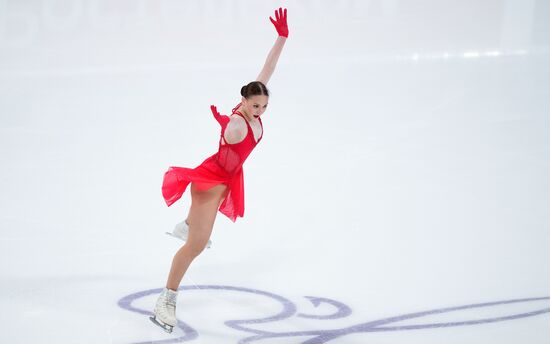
[1,1,549,343]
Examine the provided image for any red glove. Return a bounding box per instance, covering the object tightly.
[269,7,289,38]
[210,105,229,128]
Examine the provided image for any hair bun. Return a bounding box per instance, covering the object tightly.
[240,81,269,99]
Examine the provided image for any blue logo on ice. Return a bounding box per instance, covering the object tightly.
[118,285,550,343]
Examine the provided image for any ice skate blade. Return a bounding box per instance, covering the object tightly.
[149,316,174,333]
[164,232,212,249]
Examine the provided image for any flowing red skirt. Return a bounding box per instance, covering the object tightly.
[161,154,244,222]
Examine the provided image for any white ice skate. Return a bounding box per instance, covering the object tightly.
[150,288,178,333]
[166,219,212,249]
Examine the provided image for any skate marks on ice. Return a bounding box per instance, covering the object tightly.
[118,286,550,343]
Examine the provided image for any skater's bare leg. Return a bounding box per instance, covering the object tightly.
[166,183,227,291]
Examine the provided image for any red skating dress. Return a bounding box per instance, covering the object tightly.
[161,102,263,222]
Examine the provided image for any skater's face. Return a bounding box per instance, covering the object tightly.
[242,95,268,119]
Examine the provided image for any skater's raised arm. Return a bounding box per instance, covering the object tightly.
[256,8,289,86]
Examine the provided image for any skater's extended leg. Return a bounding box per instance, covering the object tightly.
[166,183,227,291]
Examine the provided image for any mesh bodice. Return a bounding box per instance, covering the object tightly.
[214,103,263,174]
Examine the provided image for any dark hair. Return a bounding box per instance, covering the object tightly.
[240,81,269,98]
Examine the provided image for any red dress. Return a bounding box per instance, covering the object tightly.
[161,102,263,222]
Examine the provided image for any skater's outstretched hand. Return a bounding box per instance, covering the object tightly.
[256,8,288,84]
[210,105,229,127]
[270,7,288,38]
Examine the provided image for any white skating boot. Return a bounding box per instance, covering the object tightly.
[166,219,212,249]
[150,288,178,333]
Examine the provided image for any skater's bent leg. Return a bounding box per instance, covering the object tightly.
[166,183,227,291]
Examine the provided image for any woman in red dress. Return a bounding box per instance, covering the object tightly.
[151,8,289,333]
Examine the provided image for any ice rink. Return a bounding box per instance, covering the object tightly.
[1,0,549,343]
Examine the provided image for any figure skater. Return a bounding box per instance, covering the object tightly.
[150,8,289,333]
